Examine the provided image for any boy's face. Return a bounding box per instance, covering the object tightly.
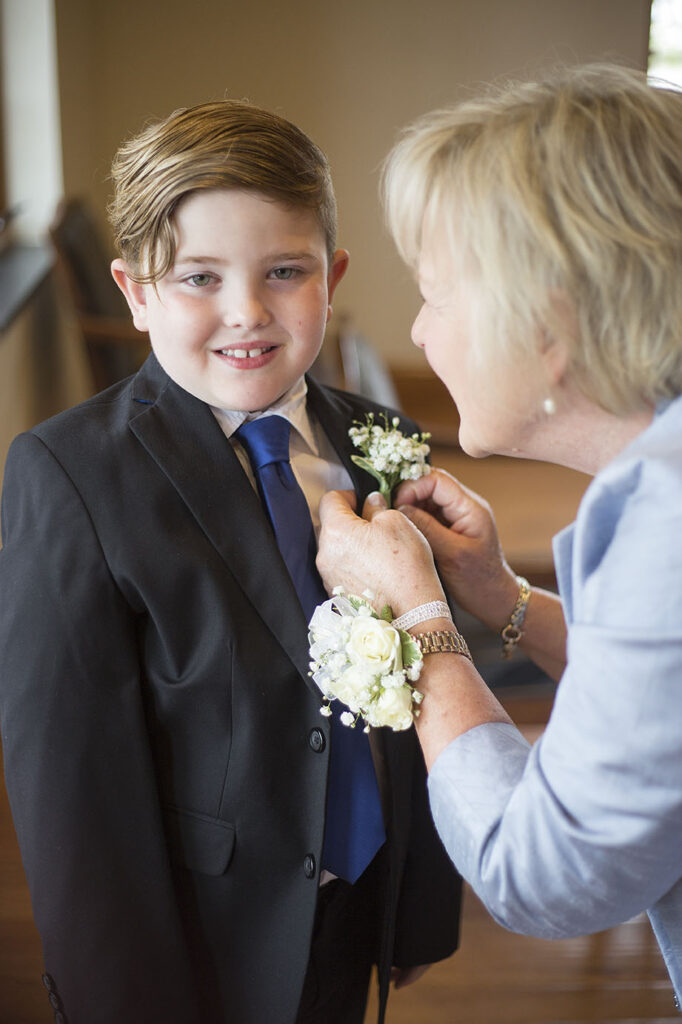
[112,189,348,412]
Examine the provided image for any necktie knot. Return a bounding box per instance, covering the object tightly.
[235,416,291,470]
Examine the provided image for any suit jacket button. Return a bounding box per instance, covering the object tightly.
[304,854,316,878]
[308,728,325,753]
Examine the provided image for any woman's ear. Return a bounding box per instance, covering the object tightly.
[111,258,150,332]
[540,291,576,386]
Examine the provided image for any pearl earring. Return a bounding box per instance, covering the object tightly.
[543,397,556,416]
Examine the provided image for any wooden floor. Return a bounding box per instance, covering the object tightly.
[1,694,675,1023]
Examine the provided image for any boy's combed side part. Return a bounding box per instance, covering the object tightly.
[108,100,338,283]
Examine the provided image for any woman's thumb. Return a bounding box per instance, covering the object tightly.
[362,490,388,520]
[398,503,452,554]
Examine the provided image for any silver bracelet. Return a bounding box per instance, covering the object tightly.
[392,601,453,631]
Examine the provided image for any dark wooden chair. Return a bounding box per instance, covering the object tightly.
[49,198,149,392]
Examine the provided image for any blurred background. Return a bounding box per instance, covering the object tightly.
[0,0,655,362]
[0,0,663,560]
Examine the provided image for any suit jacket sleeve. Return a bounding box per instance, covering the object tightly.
[0,433,201,1024]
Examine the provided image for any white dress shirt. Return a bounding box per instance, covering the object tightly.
[212,376,353,535]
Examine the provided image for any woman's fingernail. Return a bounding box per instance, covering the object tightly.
[366,491,386,507]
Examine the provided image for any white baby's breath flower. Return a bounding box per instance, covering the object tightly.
[348,412,431,508]
[340,711,355,727]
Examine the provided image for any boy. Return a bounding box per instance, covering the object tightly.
[0,101,460,1024]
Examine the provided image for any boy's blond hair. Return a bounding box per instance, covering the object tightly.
[109,100,337,283]
[382,64,682,415]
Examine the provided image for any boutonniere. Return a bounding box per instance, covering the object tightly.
[348,413,431,508]
[308,589,424,732]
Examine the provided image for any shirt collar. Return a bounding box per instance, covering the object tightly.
[210,376,319,456]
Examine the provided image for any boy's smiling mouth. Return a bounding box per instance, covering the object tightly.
[218,345,277,359]
[214,342,281,369]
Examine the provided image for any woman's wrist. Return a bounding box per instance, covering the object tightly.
[388,584,447,620]
[468,567,525,634]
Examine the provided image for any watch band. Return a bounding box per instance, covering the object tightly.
[414,630,472,662]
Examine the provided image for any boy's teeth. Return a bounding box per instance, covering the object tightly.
[222,347,268,358]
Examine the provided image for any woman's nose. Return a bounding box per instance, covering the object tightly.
[411,306,427,349]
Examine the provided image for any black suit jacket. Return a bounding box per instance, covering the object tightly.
[0,354,461,1024]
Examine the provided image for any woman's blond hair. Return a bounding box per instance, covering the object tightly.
[383,64,682,414]
[108,100,337,282]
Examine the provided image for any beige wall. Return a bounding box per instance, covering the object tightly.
[54,0,652,366]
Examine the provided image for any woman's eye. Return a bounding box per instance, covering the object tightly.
[270,267,298,281]
[186,273,214,287]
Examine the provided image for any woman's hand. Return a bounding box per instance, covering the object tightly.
[395,469,519,632]
[316,489,446,617]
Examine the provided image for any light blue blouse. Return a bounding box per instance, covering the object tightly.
[428,394,682,1004]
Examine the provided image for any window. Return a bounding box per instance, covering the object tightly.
[0,12,6,218]
[0,0,63,242]
[649,0,682,86]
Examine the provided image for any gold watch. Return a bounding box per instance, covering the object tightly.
[414,630,472,662]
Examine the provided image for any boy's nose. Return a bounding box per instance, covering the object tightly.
[222,286,271,330]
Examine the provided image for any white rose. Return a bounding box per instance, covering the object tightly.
[373,685,414,731]
[347,617,403,675]
[331,665,369,713]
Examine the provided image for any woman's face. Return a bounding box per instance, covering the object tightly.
[413,229,546,459]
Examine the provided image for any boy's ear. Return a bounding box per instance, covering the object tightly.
[111,258,150,332]
[326,249,349,315]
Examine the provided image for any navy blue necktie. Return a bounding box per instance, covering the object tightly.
[235,415,385,883]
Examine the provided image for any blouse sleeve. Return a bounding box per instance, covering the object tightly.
[428,450,682,939]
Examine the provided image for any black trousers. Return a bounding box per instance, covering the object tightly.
[295,851,385,1024]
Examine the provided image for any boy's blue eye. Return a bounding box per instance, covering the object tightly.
[186,273,214,287]
[270,267,297,280]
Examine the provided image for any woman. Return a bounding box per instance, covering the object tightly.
[316,64,682,1003]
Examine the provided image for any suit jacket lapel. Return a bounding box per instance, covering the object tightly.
[306,376,418,816]
[305,376,378,506]
[128,356,314,685]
